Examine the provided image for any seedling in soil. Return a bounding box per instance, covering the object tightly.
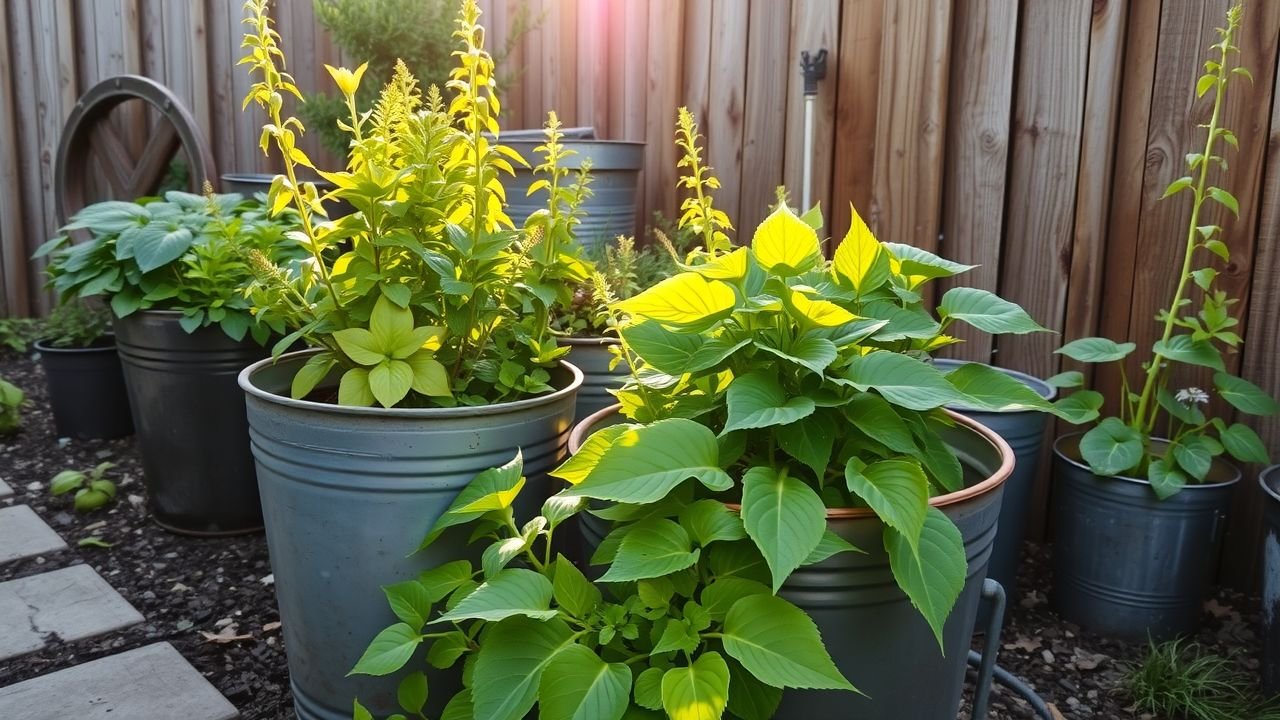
[50,462,118,512]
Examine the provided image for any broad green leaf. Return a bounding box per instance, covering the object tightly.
[652,619,700,656]
[722,594,854,690]
[679,499,746,547]
[433,568,556,624]
[418,560,475,602]
[938,288,1047,334]
[803,529,862,565]
[369,359,414,407]
[62,200,148,232]
[740,466,827,592]
[1218,422,1269,465]
[751,205,822,276]
[440,692,475,720]
[775,411,837,481]
[1208,187,1238,216]
[1055,337,1136,363]
[942,362,1052,413]
[885,243,976,280]
[551,424,636,485]
[426,630,469,669]
[755,334,837,375]
[1171,434,1218,482]
[690,246,750,280]
[407,354,451,397]
[542,494,587,528]
[725,657,783,720]
[844,392,920,454]
[133,226,194,272]
[700,578,771,622]
[353,699,373,720]
[885,507,966,648]
[599,518,701,583]
[1158,386,1206,425]
[845,459,929,551]
[841,352,968,411]
[338,367,376,406]
[397,672,428,715]
[291,352,336,399]
[1163,175,1194,198]
[1214,372,1279,416]
[473,617,576,720]
[634,667,665,710]
[422,453,525,546]
[1052,391,1104,425]
[562,419,732,504]
[349,623,421,676]
[832,205,890,294]
[369,294,415,355]
[482,536,530,579]
[539,645,631,720]
[787,289,857,328]
[621,321,749,375]
[1148,458,1187,500]
[49,471,84,495]
[553,555,601,618]
[1153,335,1225,372]
[1046,370,1084,389]
[661,651,731,720]
[722,372,816,434]
[1080,418,1144,476]
[383,580,432,630]
[862,302,940,342]
[334,328,387,366]
[617,273,737,327]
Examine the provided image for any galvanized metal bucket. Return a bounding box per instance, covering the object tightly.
[557,336,628,423]
[935,359,1054,602]
[1260,465,1280,694]
[569,405,1013,719]
[502,140,644,248]
[1051,433,1239,640]
[239,351,581,720]
[35,336,134,439]
[113,310,268,534]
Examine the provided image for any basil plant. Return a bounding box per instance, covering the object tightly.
[1053,3,1276,498]
[35,191,300,344]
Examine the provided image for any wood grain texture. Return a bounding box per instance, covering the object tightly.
[830,0,884,239]
[0,2,29,315]
[783,0,841,219]
[705,0,749,240]
[739,0,793,237]
[644,0,684,233]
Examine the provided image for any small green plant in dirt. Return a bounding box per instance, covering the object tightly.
[0,317,43,353]
[40,300,112,348]
[1055,4,1277,498]
[0,376,22,435]
[1126,639,1280,720]
[50,462,118,512]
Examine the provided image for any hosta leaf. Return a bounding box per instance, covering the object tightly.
[751,205,822,276]
[885,507,966,648]
[432,568,556,624]
[599,518,701,583]
[938,287,1047,334]
[473,617,576,720]
[721,594,854,690]
[845,459,929,551]
[1052,391,1104,425]
[1148,458,1187,500]
[662,651,731,720]
[722,372,817,434]
[133,226,194,272]
[841,352,968,411]
[349,623,421,676]
[561,419,733,504]
[1171,434,1218,483]
[1214,373,1279,416]
[832,204,891,294]
[1218,422,1269,465]
[617,273,737,327]
[1055,337,1136,363]
[1080,417,1144,476]
[538,645,631,720]
[740,466,826,592]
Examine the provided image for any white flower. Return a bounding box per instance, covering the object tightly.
[1175,387,1210,405]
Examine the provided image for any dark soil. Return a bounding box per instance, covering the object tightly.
[0,350,1269,719]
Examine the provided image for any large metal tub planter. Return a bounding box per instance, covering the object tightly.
[34,335,133,439]
[934,358,1055,601]
[1262,465,1280,694]
[556,335,628,422]
[113,310,267,534]
[238,351,581,720]
[503,139,644,248]
[569,405,1014,720]
[1051,433,1239,640]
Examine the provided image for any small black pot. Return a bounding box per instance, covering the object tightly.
[113,310,269,535]
[1261,465,1280,694]
[35,336,133,439]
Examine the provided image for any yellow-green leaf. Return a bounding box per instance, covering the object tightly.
[787,288,857,328]
[751,205,822,276]
[617,273,737,327]
[833,204,890,293]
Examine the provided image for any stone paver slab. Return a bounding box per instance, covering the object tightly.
[0,564,143,661]
[0,642,239,720]
[0,479,12,499]
[0,505,66,563]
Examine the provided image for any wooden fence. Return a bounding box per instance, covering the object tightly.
[2,0,1280,588]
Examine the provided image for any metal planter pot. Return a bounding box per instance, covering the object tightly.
[935,359,1054,602]
[558,336,628,423]
[1260,465,1280,694]
[113,310,267,534]
[503,140,644,248]
[35,336,134,439]
[239,351,581,720]
[569,405,1013,719]
[1051,433,1239,640]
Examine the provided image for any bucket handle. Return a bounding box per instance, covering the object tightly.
[970,578,1006,720]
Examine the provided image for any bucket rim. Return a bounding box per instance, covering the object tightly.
[557,334,620,347]
[1053,431,1242,490]
[1259,464,1280,503]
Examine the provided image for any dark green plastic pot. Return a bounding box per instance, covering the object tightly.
[35,336,134,439]
[239,351,581,720]
[113,310,268,534]
[569,405,1013,719]
[1262,465,1280,694]
[557,336,628,423]
[1051,433,1239,640]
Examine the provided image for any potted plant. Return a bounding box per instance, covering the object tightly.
[1047,4,1276,641]
[35,189,301,535]
[1264,464,1280,694]
[236,3,583,717]
[33,299,133,439]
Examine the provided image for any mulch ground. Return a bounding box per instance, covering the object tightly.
[0,350,1269,719]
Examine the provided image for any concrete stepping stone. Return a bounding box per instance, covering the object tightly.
[0,478,12,499]
[0,564,143,661]
[0,505,66,563]
[0,642,239,719]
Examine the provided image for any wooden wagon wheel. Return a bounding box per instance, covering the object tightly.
[54,75,217,225]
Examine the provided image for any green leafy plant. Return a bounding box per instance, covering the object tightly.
[39,300,111,348]
[34,190,301,344]
[302,0,533,156]
[50,462,118,512]
[0,376,22,435]
[352,452,853,720]
[1126,639,1280,720]
[1053,4,1276,498]
[0,317,43,353]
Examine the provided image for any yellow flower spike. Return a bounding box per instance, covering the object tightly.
[324,62,367,97]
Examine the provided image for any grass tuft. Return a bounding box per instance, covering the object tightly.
[1125,639,1280,720]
